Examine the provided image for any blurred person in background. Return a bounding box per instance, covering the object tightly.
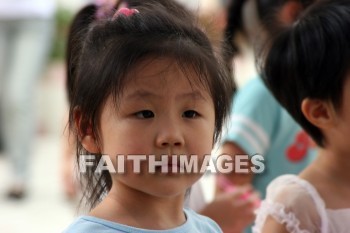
[216,0,317,232]
[0,0,56,199]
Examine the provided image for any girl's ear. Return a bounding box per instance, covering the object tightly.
[278,1,303,25]
[74,108,99,153]
[301,98,336,130]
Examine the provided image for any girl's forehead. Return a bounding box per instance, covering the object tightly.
[128,57,190,78]
[124,57,210,92]
[106,59,214,111]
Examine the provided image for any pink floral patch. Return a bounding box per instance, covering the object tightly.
[286,131,314,162]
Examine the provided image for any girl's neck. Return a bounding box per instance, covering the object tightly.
[316,148,350,183]
[89,181,186,230]
[300,148,350,209]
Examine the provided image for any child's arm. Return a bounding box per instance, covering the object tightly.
[253,175,323,233]
[260,216,290,233]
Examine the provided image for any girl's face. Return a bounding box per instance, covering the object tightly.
[98,58,215,198]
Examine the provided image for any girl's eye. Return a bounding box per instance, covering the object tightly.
[183,110,199,118]
[135,110,154,119]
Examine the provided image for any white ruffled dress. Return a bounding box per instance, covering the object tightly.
[253,175,350,233]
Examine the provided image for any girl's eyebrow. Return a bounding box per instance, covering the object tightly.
[177,91,208,102]
[125,90,208,102]
[125,90,160,100]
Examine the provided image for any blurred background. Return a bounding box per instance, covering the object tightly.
[0,2,87,232]
[0,0,255,232]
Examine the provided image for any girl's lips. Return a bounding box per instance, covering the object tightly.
[155,162,184,173]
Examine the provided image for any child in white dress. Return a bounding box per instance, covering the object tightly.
[253,1,350,232]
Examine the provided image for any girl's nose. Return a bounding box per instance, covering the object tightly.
[155,120,185,148]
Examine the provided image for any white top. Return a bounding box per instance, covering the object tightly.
[0,0,56,19]
[253,175,350,233]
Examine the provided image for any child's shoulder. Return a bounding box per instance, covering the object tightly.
[234,77,280,111]
[62,216,125,233]
[265,174,324,207]
[184,208,223,233]
[236,77,271,98]
[254,175,326,233]
[63,210,222,233]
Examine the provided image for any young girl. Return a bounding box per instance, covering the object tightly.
[254,1,350,232]
[63,0,234,232]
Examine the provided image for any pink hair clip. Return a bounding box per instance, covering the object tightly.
[112,7,139,19]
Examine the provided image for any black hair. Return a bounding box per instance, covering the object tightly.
[222,0,315,90]
[67,0,234,209]
[262,0,350,147]
[66,0,195,103]
[223,0,315,55]
[66,5,97,103]
[222,0,246,65]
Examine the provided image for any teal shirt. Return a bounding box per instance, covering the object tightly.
[224,78,315,233]
[224,78,315,198]
[63,208,222,233]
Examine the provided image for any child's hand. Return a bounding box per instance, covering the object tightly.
[217,175,261,208]
[200,185,259,233]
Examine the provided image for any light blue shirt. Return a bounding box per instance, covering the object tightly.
[63,208,222,233]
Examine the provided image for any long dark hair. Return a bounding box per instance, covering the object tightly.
[66,0,234,209]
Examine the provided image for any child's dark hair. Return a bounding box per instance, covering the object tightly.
[222,0,314,90]
[67,0,234,209]
[223,0,314,55]
[66,0,195,103]
[262,0,350,147]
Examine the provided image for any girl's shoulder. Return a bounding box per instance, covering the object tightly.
[63,209,222,233]
[253,174,328,233]
[265,174,325,203]
[235,77,274,102]
[233,77,281,119]
[184,208,223,233]
[62,216,125,233]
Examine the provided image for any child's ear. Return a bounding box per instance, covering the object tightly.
[73,108,99,153]
[301,98,336,129]
[279,1,303,25]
